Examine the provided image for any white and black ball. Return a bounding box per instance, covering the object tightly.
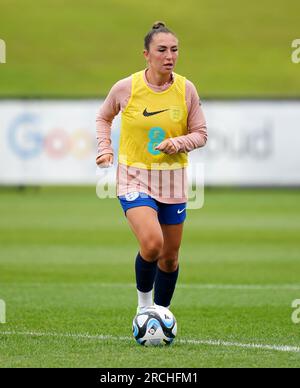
[132,305,177,346]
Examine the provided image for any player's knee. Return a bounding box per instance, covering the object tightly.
[159,254,179,272]
[141,236,164,261]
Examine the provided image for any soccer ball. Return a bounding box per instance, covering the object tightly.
[132,305,177,346]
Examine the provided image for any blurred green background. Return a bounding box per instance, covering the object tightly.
[0,0,299,98]
[1,187,300,367]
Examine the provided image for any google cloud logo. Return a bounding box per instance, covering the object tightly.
[8,113,95,160]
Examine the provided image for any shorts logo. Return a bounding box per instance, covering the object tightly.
[177,208,186,214]
[125,192,140,202]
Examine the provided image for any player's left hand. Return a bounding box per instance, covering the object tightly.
[155,139,177,155]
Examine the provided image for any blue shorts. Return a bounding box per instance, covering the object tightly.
[118,192,187,225]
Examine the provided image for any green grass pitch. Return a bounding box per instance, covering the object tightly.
[0,187,300,367]
[0,0,300,98]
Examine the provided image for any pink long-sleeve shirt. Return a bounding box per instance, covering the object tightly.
[96,69,207,204]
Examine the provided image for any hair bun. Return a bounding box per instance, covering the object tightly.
[152,21,166,30]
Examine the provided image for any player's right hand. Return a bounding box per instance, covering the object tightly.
[96,153,114,168]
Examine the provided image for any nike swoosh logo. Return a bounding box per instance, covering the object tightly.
[143,108,169,117]
[177,208,186,214]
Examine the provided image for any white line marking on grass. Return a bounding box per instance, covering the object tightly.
[178,338,300,354]
[0,331,130,342]
[179,284,300,291]
[1,330,300,354]
[91,283,300,291]
[5,283,300,291]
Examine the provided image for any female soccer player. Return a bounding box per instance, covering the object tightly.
[96,22,207,313]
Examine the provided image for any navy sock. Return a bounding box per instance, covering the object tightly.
[135,252,157,293]
[154,265,179,307]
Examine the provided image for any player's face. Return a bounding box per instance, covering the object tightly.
[144,33,179,75]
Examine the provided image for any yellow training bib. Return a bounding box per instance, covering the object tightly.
[118,70,188,170]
